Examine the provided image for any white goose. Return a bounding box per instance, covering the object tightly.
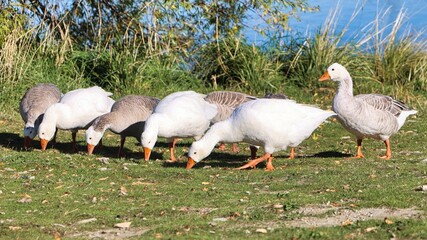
[141,91,217,162]
[86,95,160,156]
[319,63,417,159]
[38,86,115,151]
[19,84,62,148]
[204,91,256,152]
[187,99,336,170]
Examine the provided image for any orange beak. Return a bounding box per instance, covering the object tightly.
[186,157,196,169]
[143,147,151,161]
[87,144,95,155]
[40,138,48,151]
[24,137,32,148]
[319,71,331,81]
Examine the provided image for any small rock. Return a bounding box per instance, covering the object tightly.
[97,157,109,164]
[76,218,97,224]
[212,217,228,222]
[273,204,283,209]
[114,221,131,229]
[256,228,268,234]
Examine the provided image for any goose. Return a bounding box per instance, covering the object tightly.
[187,99,336,170]
[19,83,62,148]
[141,91,217,162]
[86,95,160,157]
[38,86,115,151]
[204,91,256,152]
[319,63,417,159]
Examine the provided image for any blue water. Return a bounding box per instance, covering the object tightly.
[245,0,427,44]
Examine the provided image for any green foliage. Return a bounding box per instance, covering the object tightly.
[193,37,284,93]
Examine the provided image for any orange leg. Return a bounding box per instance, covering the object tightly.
[118,137,126,157]
[166,138,178,162]
[231,143,240,153]
[217,143,226,151]
[288,148,295,159]
[351,139,364,159]
[236,153,272,170]
[249,146,258,159]
[379,139,391,160]
[265,155,275,171]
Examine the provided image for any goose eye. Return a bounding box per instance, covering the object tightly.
[193,151,197,155]
[89,137,92,140]
[331,68,335,71]
[41,133,44,135]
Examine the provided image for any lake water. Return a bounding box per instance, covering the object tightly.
[245,0,427,44]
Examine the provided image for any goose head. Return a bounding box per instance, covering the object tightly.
[187,140,211,169]
[86,126,103,155]
[23,124,37,147]
[38,121,56,150]
[319,63,350,82]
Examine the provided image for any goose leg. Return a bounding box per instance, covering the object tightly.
[231,143,240,153]
[352,139,364,158]
[379,139,391,160]
[71,131,78,153]
[218,143,226,151]
[166,138,178,163]
[265,155,275,171]
[288,148,295,159]
[249,145,258,159]
[236,153,272,170]
[118,137,126,158]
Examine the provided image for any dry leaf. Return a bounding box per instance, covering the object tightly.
[114,221,131,229]
[341,219,353,226]
[384,218,394,225]
[256,228,268,233]
[9,226,22,231]
[120,186,128,196]
[98,177,109,181]
[365,227,378,232]
[17,194,32,203]
[201,182,210,185]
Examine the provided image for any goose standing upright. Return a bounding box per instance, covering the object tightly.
[204,91,256,152]
[38,86,115,151]
[187,99,336,170]
[319,63,417,159]
[19,84,62,148]
[141,91,217,162]
[86,95,160,156]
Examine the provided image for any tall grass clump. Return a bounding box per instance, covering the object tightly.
[192,37,284,94]
[357,7,427,101]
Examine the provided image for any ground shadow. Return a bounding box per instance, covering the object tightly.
[310,151,352,158]
[0,132,22,150]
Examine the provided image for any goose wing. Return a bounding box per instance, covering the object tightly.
[355,94,410,117]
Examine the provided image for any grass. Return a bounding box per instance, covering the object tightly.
[0,99,426,239]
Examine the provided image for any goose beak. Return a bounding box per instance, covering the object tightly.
[87,144,95,155]
[143,147,151,161]
[319,71,331,81]
[24,137,32,148]
[186,157,196,169]
[40,138,48,151]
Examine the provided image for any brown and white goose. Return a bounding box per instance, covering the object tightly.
[19,83,62,148]
[86,95,160,157]
[319,63,417,159]
[204,91,256,152]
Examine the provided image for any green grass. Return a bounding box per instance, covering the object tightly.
[0,103,425,239]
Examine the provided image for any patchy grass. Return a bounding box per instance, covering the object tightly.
[0,106,426,239]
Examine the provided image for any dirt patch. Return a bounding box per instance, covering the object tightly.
[285,205,424,228]
[67,227,150,239]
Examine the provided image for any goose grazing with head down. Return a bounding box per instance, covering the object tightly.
[141,91,217,162]
[86,95,160,157]
[19,84,62,148]
[319,63,417,159]
[38,86,115,152]
[19,83,62,148]
[204,91,256,152]
[187,99,336,170]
